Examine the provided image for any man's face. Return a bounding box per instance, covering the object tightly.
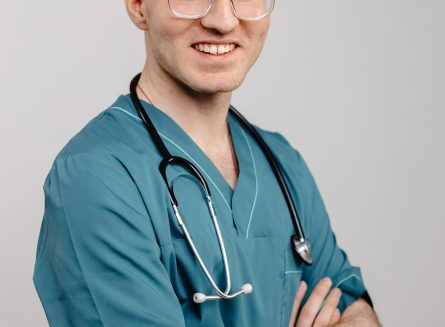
[141,0,270,94]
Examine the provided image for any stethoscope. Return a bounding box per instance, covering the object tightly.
[129,72,312,304]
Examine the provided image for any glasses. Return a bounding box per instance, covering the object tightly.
[168,0,275,21]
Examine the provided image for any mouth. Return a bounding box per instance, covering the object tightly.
[191,42,240,56]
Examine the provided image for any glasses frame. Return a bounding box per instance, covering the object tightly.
[168,0,275,21]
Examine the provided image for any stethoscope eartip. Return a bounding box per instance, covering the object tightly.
[193,293,207,303]
[241,283,253,294]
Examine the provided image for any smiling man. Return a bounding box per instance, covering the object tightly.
[33,0,381,326]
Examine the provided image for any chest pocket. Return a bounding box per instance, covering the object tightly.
[280,245,304,327]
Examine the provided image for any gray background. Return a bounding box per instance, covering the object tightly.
[1,0,444,326]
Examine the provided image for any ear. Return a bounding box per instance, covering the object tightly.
[124,0,148,30]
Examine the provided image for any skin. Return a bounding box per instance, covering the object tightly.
[125,0,270,180]
[289,278,382,327]
[125,0,381,324]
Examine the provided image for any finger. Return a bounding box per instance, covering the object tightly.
[296,277,332,327]
[328,308,341,326]
[312,287,342,327]
[288,281,307,327]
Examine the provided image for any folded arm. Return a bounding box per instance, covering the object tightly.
[335,298,381,327]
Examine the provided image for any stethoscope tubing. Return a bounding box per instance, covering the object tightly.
[129,72,312,303]
[130,72,307,244]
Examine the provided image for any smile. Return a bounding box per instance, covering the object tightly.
[192,43,237,55]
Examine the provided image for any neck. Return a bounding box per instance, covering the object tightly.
[136,62,233,153]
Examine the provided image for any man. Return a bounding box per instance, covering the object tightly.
[33,0,381,326]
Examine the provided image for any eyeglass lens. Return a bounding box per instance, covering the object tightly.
[169,0,274,20]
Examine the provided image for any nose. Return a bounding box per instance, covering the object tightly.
[200,0,239,34]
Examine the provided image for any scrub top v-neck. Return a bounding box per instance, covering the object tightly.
[140,97,258,236]
[33,94,371,327]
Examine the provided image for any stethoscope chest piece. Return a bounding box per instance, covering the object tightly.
[292,235,313,265]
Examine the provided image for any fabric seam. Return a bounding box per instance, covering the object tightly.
[243,128,259,239]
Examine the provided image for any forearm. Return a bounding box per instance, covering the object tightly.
[334,298,381,327]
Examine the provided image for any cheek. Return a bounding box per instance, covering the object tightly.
[246,20,269,48]
[255,22,270,51]
[245,23,270,66]
[150,18,195,55]
[149,26,186,68]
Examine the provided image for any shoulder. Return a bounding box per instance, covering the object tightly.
[46,94,152,180]
[54,95,143,162]
[253,124,310,178]
[44,95,150,196]
[251,123,321,206]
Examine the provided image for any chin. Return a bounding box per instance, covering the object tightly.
[185,74,246,94]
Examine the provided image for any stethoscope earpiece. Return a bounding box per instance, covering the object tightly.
[193,293,207,304]
[193,283,254,304]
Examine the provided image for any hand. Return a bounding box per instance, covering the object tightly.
[288,277,342,327]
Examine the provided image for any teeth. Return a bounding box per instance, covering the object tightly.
[210,44,217,55]
[193,43,237,55]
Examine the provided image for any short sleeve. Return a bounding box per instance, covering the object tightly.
[293,151,373,313]
[33,153,186,327]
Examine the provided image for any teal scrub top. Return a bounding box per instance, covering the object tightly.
[33,94,371,327]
